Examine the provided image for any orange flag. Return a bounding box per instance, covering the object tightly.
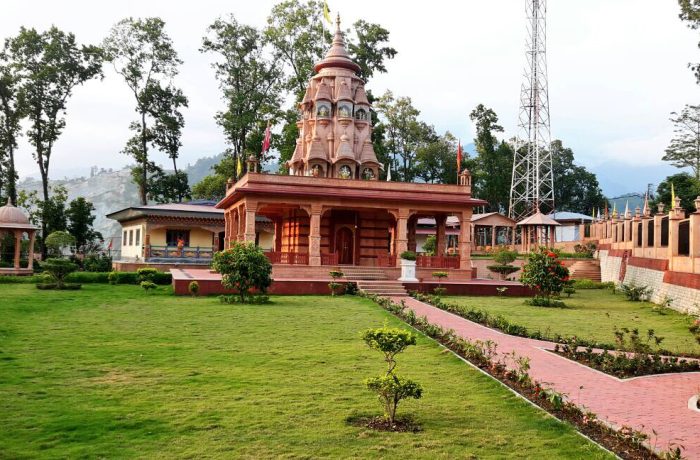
[457,141,463,176]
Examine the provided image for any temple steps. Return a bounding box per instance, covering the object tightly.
[341,266,391,280]
[355,280,408,297]
[568,260,601,282]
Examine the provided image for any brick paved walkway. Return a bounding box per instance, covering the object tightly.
[393,296,700,458]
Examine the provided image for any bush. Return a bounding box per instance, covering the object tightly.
[212,242,272,303]
[520,246,570,300]
[137,267,159,282]
[328,281,343,296]
[399,251,416,261]
[493,246,518,265]
[41,258,78,289]
[218,294,270,304]
[107,271,171,285]
[188,281,200,297]
[573,242,596,257]
[432,271,448,280]
[572,279,615,290]
[525,296,567,308]
[619,283,652,302]
[361,325,421,424]
[563,286,576,298]
[82,254,112,272]
[36,282,81,290]
[345,282,358,296]
[140,280,157,293]
[487,264,520,278]
[67,272,111,283]
[422,235,436,256]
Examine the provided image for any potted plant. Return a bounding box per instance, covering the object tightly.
[398,251,418,282]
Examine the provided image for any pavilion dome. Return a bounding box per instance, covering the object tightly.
[0,199,30,226]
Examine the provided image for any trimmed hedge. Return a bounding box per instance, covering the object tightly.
[0,271,172,285]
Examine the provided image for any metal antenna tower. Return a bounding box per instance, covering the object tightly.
[508,0,555,221]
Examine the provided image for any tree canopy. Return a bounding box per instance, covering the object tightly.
[662,105,700,178]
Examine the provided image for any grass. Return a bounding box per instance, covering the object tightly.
[446,289,700,354]
[0,284,612,459]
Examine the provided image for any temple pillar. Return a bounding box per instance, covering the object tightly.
[435,214,447,255]
[238,206,245,242]
[407,215,417,252]
[669,200,683,257]
[491,224,496,248]
[244,202,257,243]
[144,234,151,259]
[27,231,36,270]
[13,230,21,269]
[308,204,323,266]
[395,209,410,267]
[631,217,640,250]
[691,198,700,258]
[274,217,283,252]
[458,210,472,270]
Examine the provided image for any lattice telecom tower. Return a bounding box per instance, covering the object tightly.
[508,0,555,221]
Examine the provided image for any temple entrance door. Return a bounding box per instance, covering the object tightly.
[336,227,354,265]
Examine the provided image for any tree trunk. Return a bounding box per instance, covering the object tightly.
[140,113,148,205]
[7,145,17,205]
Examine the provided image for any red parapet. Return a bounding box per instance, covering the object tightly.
[264,251,309,265]
[416,255,460,269]
[321,252,339,265]
[376,254,396,267]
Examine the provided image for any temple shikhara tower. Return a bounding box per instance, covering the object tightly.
[288,18,380,180]
[216,17,486,276]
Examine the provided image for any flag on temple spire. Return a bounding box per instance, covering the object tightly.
[386,164,392,181]
[624,200,629,217]
[261,120,271,154]
[592,208,595,221]
[671,182,676,208]
[323,1,332,24]
[643,192,649,214]
[604,201,609,218]
[612,202,617,216]
[236,155,243,178]
[456,140,463,177]
[598,207,601,221]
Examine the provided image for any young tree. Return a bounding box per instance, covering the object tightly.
[678,0,700,84]
[662,105,700,178]
[41,257,78,289]
[201,15,283,177]
[192,155,235,200]
[469,104,512,212]
[147,168,190,203]
[103,17,187,205]
[66,197,103,254]
[6,26,103,252]
[40,185,69,241]
[212,242,273,303]
[0,50,25,204]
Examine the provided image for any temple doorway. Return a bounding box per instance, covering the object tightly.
[336,227,354,264]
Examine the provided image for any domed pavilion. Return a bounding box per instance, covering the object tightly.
[216,17,487,277]
[0,199,38,275]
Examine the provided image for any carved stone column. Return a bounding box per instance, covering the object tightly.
[13,230,21,269]
[244,202,257,243]
[459,210,472,270]
[27,231,36,270]
[395,209,410,267]
[407,215,417,252]
[308,204,323,266]
[435,214,447,255]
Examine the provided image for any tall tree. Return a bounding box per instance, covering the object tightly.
[414,131,460,184]
[202,15,283,177]
[66,197,102,254]
[662,104,700,178]
[347,20,397,82]
[469,104,512,212]
[0,49,24,205]
[375,90,430,182]
[550,140,606,213]
[192,155,236,200]
[654,172,700,213]
[103,17,187,205]
[6,27,102,255]
[678,0,700,84]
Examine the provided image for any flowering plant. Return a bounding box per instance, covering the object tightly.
[520,246,570,300]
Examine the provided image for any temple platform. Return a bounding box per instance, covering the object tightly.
[170,267,532,297]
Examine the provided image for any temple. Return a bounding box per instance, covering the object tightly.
[215,18,487,280]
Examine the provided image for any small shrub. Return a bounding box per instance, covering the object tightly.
[329,270,344,280]
[487,264,520,279]
[83,254,112,272]
[493,246,518,265]
[563,286,576,298]
[41,258,78,289]
[188,281,200,297]
[520,246,569,300]
[137,267,159,283]
[345,282,358,295]
[619,283,652,302]
[218,294,270,304]
[525,296,567,308]
[432,271,448,280]
[399,251,416,261]
[36,282,81,290]
[140,280,157,293]
[328,281,343,296]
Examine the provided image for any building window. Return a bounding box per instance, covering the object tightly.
[166,230,190,247]
[123,230,127,246]
[135,228,141,246]
[129,230,134,246]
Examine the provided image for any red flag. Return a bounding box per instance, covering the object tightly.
[456,141,463,175]
[107,238,113,250]
[261,121,271,154]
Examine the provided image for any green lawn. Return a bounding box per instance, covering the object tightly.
[446,289,700,354]
[0,284,611,459]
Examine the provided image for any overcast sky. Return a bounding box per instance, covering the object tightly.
[2,0,698,196]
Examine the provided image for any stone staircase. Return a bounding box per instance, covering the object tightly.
[568,259,601,282]
[355,280,408,297]
[342,266,408,296]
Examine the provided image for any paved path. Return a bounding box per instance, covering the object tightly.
[393,296,700,458]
